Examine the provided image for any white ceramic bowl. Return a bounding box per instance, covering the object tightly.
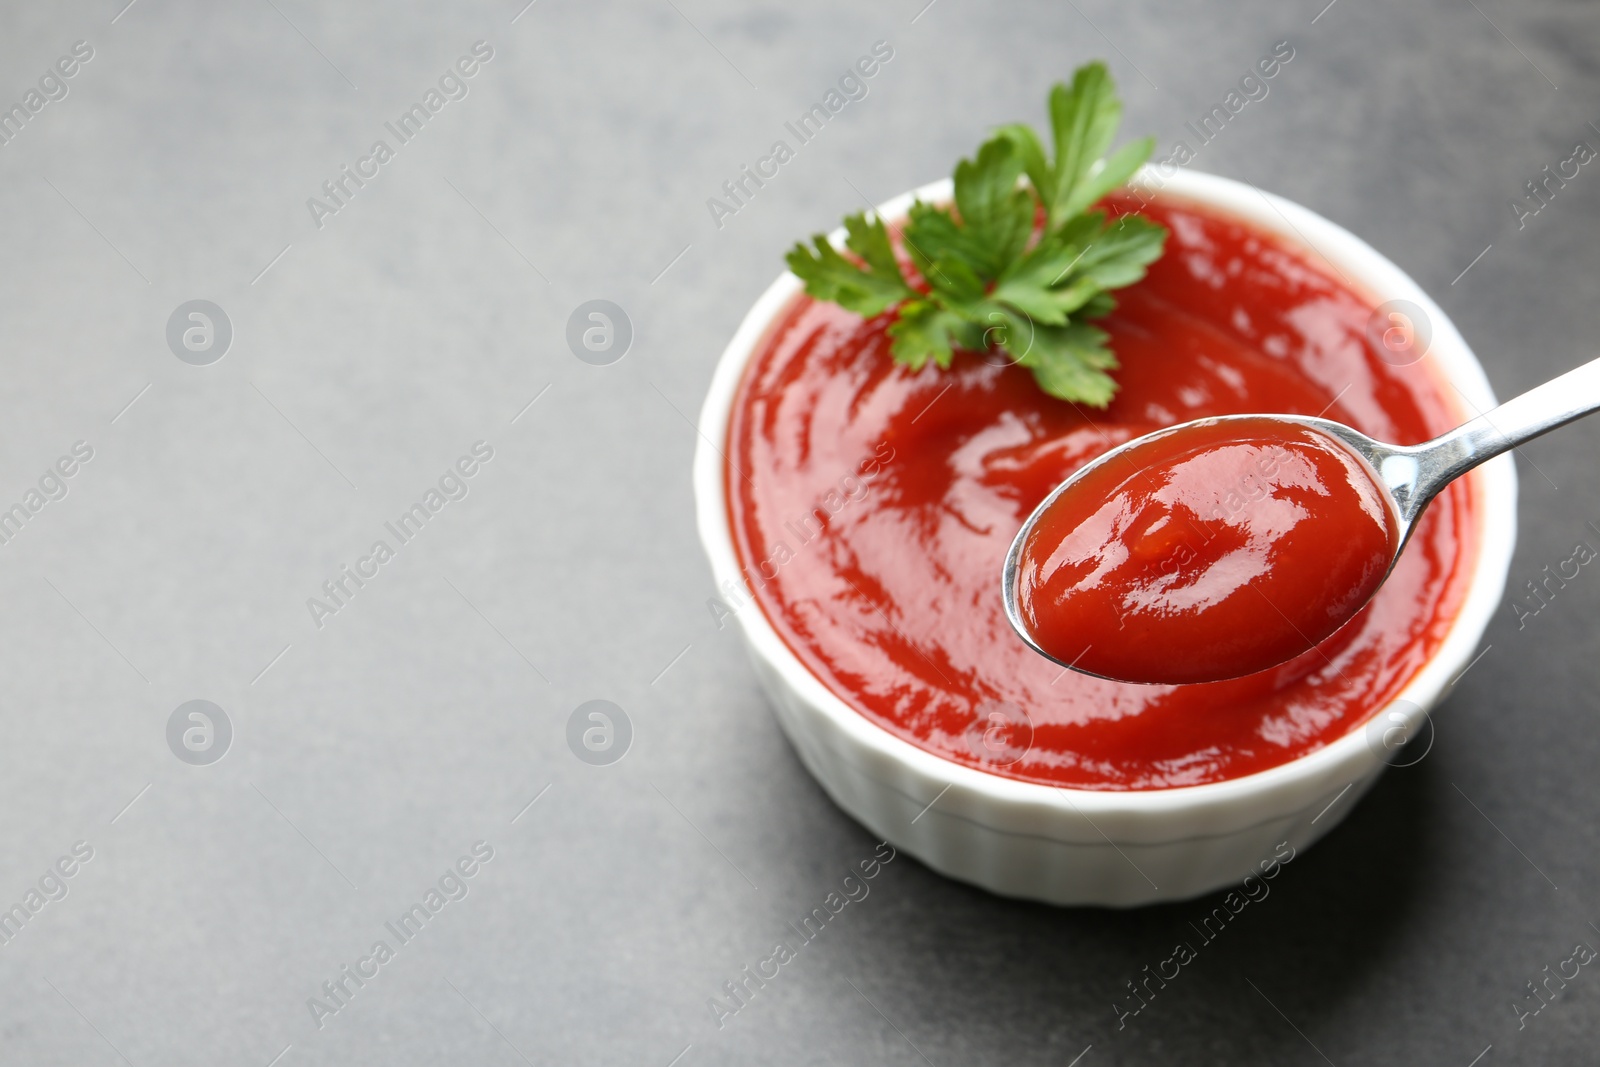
[693,168,1517,907]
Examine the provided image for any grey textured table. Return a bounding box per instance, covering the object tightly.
[0,1,1596,1063]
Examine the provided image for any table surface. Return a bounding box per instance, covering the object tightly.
[1,1,1598,1063]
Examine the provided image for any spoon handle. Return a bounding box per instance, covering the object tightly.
[1419,355,1600,499]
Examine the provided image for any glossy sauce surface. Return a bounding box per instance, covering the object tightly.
[726,193,1478,790]
[1013,417,1401,685]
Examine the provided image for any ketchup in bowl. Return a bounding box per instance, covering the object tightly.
[1010,417,1402,685]
[725,192,1478,790]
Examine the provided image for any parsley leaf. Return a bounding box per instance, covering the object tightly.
[784,61,1166,407]
[998,62,1156,229]
[887,299,970,371]
[785,212,915,318]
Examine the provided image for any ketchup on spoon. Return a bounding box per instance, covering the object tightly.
[1008,349,1600,685]
[1007,417,1399,685]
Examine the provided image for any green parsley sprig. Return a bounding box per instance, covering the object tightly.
[785,62,1166,408]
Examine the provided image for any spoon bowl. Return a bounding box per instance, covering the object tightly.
[1005,353,1600,684]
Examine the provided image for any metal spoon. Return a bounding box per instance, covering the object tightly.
[1002,355,1600,682]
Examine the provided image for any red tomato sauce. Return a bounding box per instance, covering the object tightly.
[1013,417,1401,686]
[725,192,1478,790]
